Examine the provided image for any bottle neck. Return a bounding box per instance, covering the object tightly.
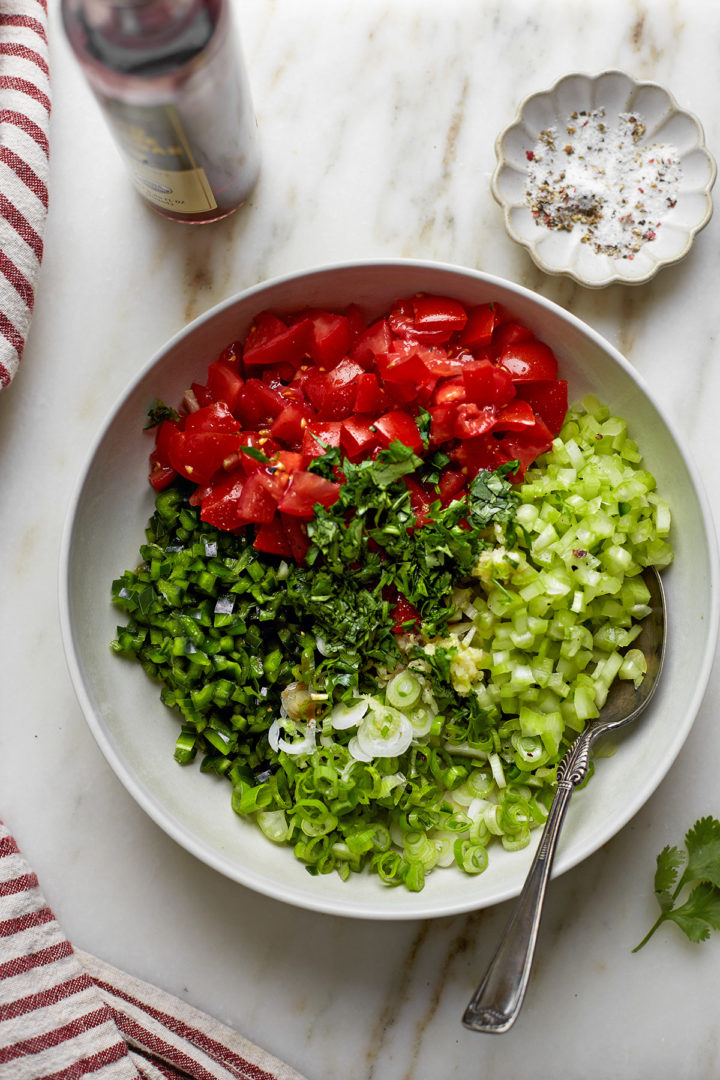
[63,0,224,77]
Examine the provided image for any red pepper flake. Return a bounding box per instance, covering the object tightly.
[526,150,535,161]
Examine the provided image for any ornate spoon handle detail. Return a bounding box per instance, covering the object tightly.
[462,733,593,1034]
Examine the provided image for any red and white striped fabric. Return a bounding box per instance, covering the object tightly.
[0,0,50,391]
[0,823,308,1080]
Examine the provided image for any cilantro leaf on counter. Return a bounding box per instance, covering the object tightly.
[633,817,720,950]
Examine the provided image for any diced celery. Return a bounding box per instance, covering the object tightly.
[619,648,647,687]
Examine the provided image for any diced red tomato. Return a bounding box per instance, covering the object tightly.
[391,594,421,634]
[350,318,394,368]
[492,322,535,352]
[463,360,516,408]
[260,362,298,384]
[404,476,433,527]
[253,516,293,557]
[149,418,182,491]
[376,344,431,387]
[498,415,554,474]
[154,416,183,452]
[450,434,511,475]
[353,371,389,414]
[459,303,497,348]
[500,341,558,382]
[437,468,466,505]
[388,297,460,344]
[234,433,281,475]
[389,295,468,345]
[301,420,343,460]
[156,292,569,563]
[428,403,458,444]
[190,381,215,408]
[234,379,286,428]
[373,410,423,453]
[492,400,538,431]
[184,401,241,434]
[236,468,289,523]
[433,376,466,406]
[276,470,342,518]
[340,415,380,458]
[270,401,312,443]
[421,349,470,378]
[515,379,568,435]
[218,341,242,370]
[454,402,497,439]
[168,429,241,486]
[275,450,305,473]
[305,357,364,420]
[205,360,244,413]
[243,312,313,370]
[241,311,283,353]
[411,295,468,335]
[200,473,249,531]
[280,512,311,563]
[149,460,177,492]
[307,310,352,369]
[344,303,366,344]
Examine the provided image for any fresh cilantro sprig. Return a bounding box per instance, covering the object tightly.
[633,816,720,951]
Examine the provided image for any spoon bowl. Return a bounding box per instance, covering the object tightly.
[463,566,666,1034]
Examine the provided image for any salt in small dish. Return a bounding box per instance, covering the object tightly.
[492,70,716,287]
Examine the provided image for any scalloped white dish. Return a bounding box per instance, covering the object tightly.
[493,71,716,287]
[59,260,718,920]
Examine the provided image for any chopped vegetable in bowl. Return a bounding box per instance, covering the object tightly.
[110,295,672,891]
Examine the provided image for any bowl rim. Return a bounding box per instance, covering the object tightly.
[58,257,720,919]
[492,69,717,288]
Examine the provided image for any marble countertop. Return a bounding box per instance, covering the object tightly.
[3,1,720,1077]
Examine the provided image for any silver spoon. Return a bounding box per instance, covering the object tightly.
[463,565,666,1034]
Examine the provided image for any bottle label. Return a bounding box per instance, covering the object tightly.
[103,101,218,214]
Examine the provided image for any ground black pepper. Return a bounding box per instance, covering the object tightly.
[525,108,681,259]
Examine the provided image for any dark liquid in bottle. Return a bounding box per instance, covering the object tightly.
[74,0,218,76]
[63,0,260,223]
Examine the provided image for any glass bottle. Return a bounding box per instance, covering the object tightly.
[62,0,261,223]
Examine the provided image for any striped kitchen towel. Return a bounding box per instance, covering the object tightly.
[0,823,308,1080]
[0,0,51,391]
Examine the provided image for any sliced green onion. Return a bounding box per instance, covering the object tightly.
[454,839,489,875]
[386,670,422,710]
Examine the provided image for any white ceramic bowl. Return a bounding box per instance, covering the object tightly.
[493,71,716,287]
[59,259,718,919]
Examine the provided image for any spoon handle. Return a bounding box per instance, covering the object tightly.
[462,777,575,1033]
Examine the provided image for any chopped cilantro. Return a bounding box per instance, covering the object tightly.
[305,442,518,639]
[239,445,271,463]
[416,407,432,447]
[144,400,180,428]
